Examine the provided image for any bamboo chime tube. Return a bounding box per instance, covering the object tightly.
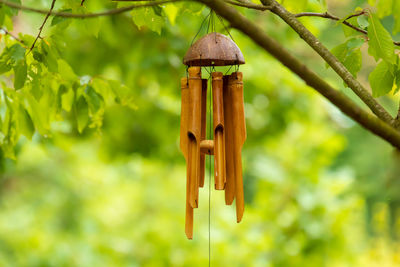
[187,67,202,208]
[199,80,207,188]
[223,75,235,205]
[212,72,226,190]
[229,72,246,222]
[180,78,193,239]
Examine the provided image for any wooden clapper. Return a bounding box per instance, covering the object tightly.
[180,32,247,239]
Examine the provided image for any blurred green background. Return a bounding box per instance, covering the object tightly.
[1,0,400,266]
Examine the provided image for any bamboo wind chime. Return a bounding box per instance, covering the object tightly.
[180,32,246,239]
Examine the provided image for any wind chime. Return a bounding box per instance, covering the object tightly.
[180,31,246,239]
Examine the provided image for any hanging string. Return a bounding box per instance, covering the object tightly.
[215,14,235,42]
[191,10,212,47]
[206,9,213,35]
[185,65,189,86]
[208,65,213,267]
[224,65,233,75]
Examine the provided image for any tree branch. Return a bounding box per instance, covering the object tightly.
[217,0,271,10]
[198,0,400,149]
[0,0,178,18]
[295,11,400,47]
[30,0,56,51]
[111,0,271,11]
[260,0,395,126]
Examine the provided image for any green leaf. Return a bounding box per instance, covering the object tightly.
[13,60,27,90]
[81,17,101,38]
[394,70,400,94]
[75,96,89,133]
[367,12,395,63]
[131,7,164,35]
[26,94,50,135]
[327,43,347,69]
[343,49,362,78]
[58,59,76,82]
[17,105,34,140]
[41,42,58,72]
[347,37,364,50]
[1,108,16,160]
[91,78,114,105]
[342,17,359,37]
[376,0,393,18]
[33,51,44,62]
[357,15,369,29]
[393,1,400,34]
[61,88,75,112]
[152,5,163,17]
[84,85,103,113]
[0,8,4,25]
[281,0,307,13]
[394,57,400,94]
[18,34,35,46]
[368,61,395,97]
[0,59,12,74]
[9,44,25,63]
[331,43,348,62]
[164,5,178,25]
[109,80,136,109]
[51,9,72,26]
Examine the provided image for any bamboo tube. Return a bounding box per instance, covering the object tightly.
[185,163,194,239]
[199,79,207,188]
[230,72,246,222]
[187,67,202,208]
[223,75,235,205]
[212,72,226,190]
[180,78,193,239]
[180,78,189,159]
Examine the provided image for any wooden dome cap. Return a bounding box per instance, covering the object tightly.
[183,32,245,67]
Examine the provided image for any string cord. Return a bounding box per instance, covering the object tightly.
[207,13,216,267]
[191,10,212,47]
[215,13,235,42]
[208,66,212,267]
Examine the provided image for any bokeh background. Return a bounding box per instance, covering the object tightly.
[1,0,400,266]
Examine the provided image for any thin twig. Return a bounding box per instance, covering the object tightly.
[295,12,367,34]
[30,0,56,51]
[80,0,85,6]
[0,0,178,18]
[0,27,25,45]
[345,11,366,20]
[295,11,400,47]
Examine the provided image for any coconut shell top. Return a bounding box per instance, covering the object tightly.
[183,32,245,66]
